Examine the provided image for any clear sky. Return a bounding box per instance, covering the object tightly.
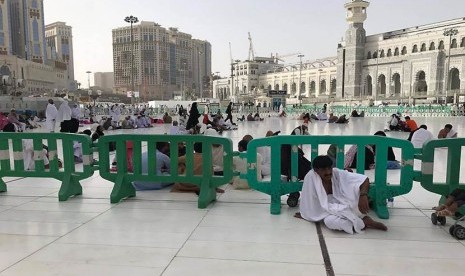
[43,0,465,88]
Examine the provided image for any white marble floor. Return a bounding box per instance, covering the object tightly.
[1,115,465,275]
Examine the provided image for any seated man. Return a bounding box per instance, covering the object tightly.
[297,155,387,234]
[163,112,173,124]
[335,114,349,124]
[411,124,434,148]
[132,142,173,190]
[437,124,458,139]
[328,113,338,123]
[232,139,262,189]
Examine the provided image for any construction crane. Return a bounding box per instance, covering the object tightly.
[273,52,302,63]
[248,32,255,61]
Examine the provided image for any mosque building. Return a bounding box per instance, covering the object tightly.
[213,0,465,107]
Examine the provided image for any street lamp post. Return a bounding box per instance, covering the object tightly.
[443,28,458,103]
[86,71,92,89]
[298,54,304,105]
[124,15,139,105]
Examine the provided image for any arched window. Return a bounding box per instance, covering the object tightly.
[412,44,418,53]
[365,75,372,96]
[429,42,436,50]
[438,40,445,50]
[401,46,407,55]
[461,37,465,47]
[449,68,461,91]
[387,49,392,57]
[330,79,336,94]
[291,82,296,93]
[274,84,279,91]
[394,48,399,56]
[283,83,288,92]
[378,75,386,95]
[267,84,272,91]
[300,82,306,93]
[372,51,378,58]
[379,50,385,58]
[415,71,427,94]
[392,73,401,95]
[310,81,316,95]
[420,43,426,52]
[451,38,458,48]
[320,80,327,93]
[367,51,372,59]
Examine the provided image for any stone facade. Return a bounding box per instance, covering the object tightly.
[214,0,465,104]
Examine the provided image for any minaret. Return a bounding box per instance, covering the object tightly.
[337,0,369,98]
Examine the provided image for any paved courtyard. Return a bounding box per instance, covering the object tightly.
[0,115,464,275]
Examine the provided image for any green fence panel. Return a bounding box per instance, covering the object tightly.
[0,133,95,201]
[416,138,465,196]
[96,134,234,207]
[243,135,415,218]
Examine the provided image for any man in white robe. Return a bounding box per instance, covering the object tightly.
[56,100,72,132]
[45,99,58,132]
[298,155,387,234]
[411,125,434,148]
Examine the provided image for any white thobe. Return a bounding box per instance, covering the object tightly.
[300,168,367,234]
[45,103,58,132]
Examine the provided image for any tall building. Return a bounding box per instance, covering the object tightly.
[45,22,76,90]
[94,72,114,92]
[214,0,465,105]
[112,21,211,100]
[8,0,47,63]
[192,39,212,98]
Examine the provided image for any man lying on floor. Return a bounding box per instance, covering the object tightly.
[296,155,387,234]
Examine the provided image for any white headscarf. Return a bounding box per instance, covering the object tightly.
[56,100,72,123]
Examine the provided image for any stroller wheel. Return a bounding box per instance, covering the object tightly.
[449,225,456,236]
[438,216,447,226]
[431,213,438,225]
[287,192,300,208]
[453,225,465,240]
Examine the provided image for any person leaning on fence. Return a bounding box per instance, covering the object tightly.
[296,155,388,234]
[437,124,458,139]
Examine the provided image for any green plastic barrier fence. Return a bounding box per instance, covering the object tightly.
[0,133,94,201]
[416,138,465,195]
[243,135,415,218]
[96,134,234,207]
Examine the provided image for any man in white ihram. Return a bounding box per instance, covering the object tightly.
[45,99,58,132]
[297,155,387,234]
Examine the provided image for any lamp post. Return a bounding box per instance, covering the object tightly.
[125,15,139,104]
[86,71,92,89]
[443,28,458,104]
[298,54,304,105]
[198,50,203,100]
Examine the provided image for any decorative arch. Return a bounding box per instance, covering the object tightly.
[401,46,407,55]
[274,84,279,91]
[451,38,458,48]
[420,43,426,52]
[387,49,392,57]
[330,79,336,94]
[461,37,465,47]
[309,81,316,95]
[429,42,436,50]
[367,51,372,59]
[378,74,386,95]
[267,84,272,91]
[379,49,385,58]
[320,79,327,94]
[372,51,378,58]
[438,40,445,50]
[283,83,288,92]
[291,82,296,93]
[300,82,306,94]
[365,75,373,96]
[449,68,460,91]
[414,70,427,94]
[394,47,399,56]
[412,44,418,53]
[392,73,401,95]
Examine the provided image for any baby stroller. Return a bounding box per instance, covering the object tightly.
[431,189,465,240]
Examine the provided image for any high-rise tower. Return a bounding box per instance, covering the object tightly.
[336,0,369,98]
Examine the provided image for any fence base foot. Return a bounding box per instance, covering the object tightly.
[0,178,6,193]
[59,174,82,201]
[372,200,389,219]
[270,194,282,215]
[110,174,136,203]
[198,180,216,209]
